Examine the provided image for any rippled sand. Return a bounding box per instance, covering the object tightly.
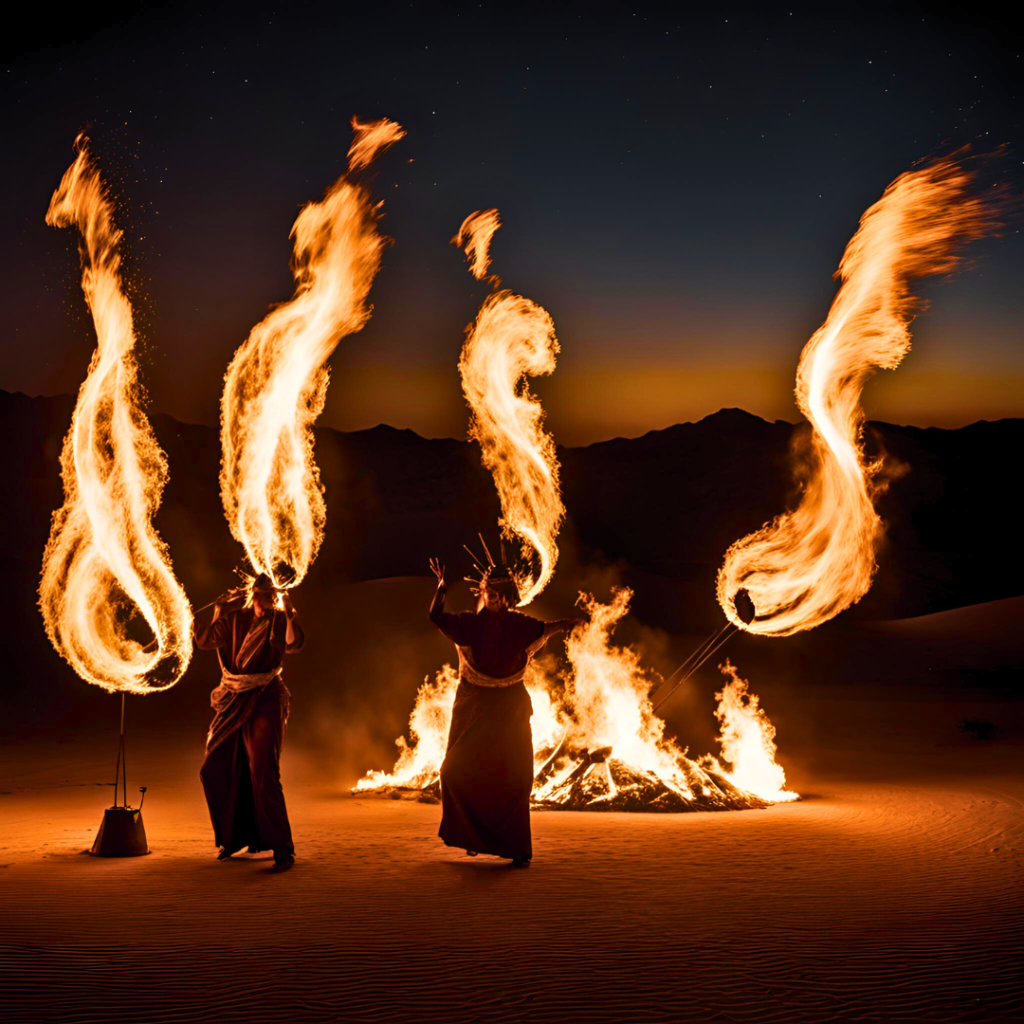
[0,725,1021,1023]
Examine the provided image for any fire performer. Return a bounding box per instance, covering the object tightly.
[428,556,579,866]
[195,574,304,872]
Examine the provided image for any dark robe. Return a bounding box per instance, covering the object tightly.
[430,585,545,860]
[196,607,304,856]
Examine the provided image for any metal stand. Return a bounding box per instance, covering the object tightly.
[90,693,150,857]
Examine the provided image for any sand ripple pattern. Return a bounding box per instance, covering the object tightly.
[0,776,1021,1022]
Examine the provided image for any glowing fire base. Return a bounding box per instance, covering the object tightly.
[361,745,772,814]
[90,807,150,857]
[531,746,770,813]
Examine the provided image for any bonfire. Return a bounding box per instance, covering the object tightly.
[356,588,797,812]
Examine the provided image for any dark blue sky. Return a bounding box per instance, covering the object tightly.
[3,1,1021,442]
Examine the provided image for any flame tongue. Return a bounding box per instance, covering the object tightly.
[701,661,797,803]
[220,117,405,586]
[455,210,564,606]
[39,140,193,693]
[718,156,997,636]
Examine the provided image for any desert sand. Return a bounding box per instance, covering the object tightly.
[2,649,1022,1024]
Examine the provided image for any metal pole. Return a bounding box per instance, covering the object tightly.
[120,692,127,809]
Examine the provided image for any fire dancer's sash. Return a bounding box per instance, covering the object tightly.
[216,667,283,696]
[456,646,527,688]
[206,668,286,753]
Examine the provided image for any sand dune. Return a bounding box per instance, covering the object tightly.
[1,728,1022,1023]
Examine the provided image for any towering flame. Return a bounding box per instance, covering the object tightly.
[39,139,193,694]
[718,156,996,636]
[220,117,404,586]
[553,589,688,786]
[454,210,564,605]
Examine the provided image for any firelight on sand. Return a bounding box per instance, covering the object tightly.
[358,590,795,810]
[219,117,404,587]
[38,138,193,694]
[718,156,997,637]
[454,209,564,606]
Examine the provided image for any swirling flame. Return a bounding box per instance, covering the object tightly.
[39,139,193,694]
[718,156,996,636]
[220,117,404,586]
[455,210,564,606]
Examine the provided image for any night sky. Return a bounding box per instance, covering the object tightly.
[3,2,1022,444]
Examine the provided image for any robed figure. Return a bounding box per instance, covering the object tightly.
[428,557,577,866]
[195,574,304,872]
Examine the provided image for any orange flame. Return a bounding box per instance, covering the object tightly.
[220,117,404,586]
[700,661,797,803]
[555,589,689,784]
[39,139,193,694]
[455,211,564,605]
[452,208,502,283]
[718,156,996,636]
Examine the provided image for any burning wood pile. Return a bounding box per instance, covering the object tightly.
[530,743,770,813]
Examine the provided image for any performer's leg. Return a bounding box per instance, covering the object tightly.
[241,710,294,861]
[200,732,256,857]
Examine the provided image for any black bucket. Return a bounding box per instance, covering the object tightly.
[90,807,149,857]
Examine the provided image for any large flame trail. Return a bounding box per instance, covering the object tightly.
[357,589,793,811]
[39,139,193,694]
[718,156,995,636]
[220,117,404,586]
[454,210,564,605]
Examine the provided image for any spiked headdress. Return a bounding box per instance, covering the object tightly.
[463,532,519,601]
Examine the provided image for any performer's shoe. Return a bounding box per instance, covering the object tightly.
[216,847,233,861]
[272,852,295,873]
[511,858,531,869]
[465,850,478,857]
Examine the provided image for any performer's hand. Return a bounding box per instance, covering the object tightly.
[212,602,225,621]
[429,557,446,587]
[282,592,297,619]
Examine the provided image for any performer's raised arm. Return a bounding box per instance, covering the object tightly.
[428,557,471,644]
[280,592,305,653]
[195,602,229,650]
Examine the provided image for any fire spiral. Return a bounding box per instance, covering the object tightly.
[718,156,995,636]
[39,138,193,694]
[220,117,404,586]
[455,210,564,606]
